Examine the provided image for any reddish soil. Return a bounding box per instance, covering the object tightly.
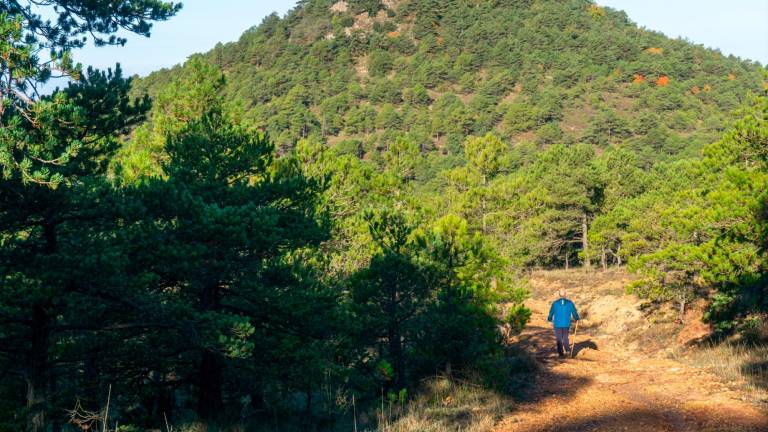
[494,272,768,432]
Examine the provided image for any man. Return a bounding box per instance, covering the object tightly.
[547,288,580,358]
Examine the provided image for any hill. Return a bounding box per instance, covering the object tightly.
[119,0,767,326]
[119,0,768,345]
[130,0,764,166]
[110,0,768,429]
[0,1,765,430]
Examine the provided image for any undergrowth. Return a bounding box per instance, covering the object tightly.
[673,341,768,404]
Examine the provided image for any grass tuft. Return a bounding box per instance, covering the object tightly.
[673,342,768,403]
[379,376,513,432]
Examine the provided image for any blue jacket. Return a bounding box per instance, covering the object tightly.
[548,298,579,328]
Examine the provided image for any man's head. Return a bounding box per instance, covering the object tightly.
[558,288,567,298]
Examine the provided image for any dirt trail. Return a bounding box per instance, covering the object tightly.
[494,270,768,432]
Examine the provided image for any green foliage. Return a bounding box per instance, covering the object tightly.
[464,133,508,182]
[383,136,422,182]
[350,210,428,388]
[115,56,226,182]
[3,1,768,430]
[369,49,394,76]
[0,1,178,185]
[617,93,768,330]
[376,103,401,129]
[131,0,763,167]
[403,84,432,106]
[505,303,533,334]
[502,101,536,134]
[0,66,161,431]
[505,144,605,267]
[584,108,632,146]
[535,122,565,145]
[408,214,520,374]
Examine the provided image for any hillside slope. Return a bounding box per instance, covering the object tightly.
[131,0,765,167]
[494,269,767,432]
[119,0,768,324]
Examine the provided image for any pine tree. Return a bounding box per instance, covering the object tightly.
[0,68,151,431]
[0,0,179,186]
[135,107,327,421]
[350,210,429,390]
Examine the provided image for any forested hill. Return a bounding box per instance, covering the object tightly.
[1,0,766,430]
[130,0,764,165]
[119,0,768,333]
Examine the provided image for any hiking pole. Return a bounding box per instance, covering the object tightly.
[571,274,584,359]
[571,320,579,359]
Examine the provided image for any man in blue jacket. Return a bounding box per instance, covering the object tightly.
[547,288,580,358]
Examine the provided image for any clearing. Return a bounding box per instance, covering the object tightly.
[494,269,768,432]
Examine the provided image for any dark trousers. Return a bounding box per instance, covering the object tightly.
[555,327,570,355]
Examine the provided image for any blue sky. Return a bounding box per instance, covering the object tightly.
[598,0,768,65]
[72,0,768,78]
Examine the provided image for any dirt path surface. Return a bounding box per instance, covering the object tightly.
[494,272,768,432]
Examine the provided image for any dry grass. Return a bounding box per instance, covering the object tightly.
[378,376,513,432]
[673,342,768,403]
[529,267,632,300]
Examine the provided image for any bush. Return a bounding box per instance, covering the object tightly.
[535,122,564,146]
[505,303,532,334]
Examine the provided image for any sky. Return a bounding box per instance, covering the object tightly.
[69,0,298,77]
[598,0,768,65]
[68,0,768,79]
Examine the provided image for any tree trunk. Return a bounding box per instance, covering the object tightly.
[601,247,607,271]
[565,249,570,270]
[389,325,405,390]
[387,290,405,390]
[481,194,487,235]
[304,389,313,423]
[27,304,50,432]
[27,217,57,432]
[149,372,173,420]
[197,283,224,421]
[582,213,590,269]
[679,297,686,323]
[198,350,224,421]
[50,372,61,432]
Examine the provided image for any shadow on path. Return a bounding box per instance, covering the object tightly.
[572,339,598,358]
[496,279,768,432]
[516,325,600,363]
[512,324,598,402]
[528,408,678,432]
[500,323,768,432]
